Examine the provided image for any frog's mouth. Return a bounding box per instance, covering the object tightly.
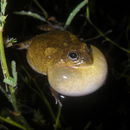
[47,45,108,97]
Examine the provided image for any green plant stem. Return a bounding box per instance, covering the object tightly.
[54,105,62,130]
[0,30,18,111]
[86,2,90,19]
[20,66,62,128]
[32,78,56,121]
[33,0,48,18]
[0,29,33,130]
[87,18,130,53]
[0,30,10,78]
[64,0,88,28]
[15,11,46,22]
[0,116,26,130]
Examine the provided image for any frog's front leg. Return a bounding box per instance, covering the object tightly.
[12,40,32,50]
[50,87,62,107]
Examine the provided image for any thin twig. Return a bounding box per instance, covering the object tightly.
[33,0,48,18]
[54,105,62,130]
[87,18,130,53]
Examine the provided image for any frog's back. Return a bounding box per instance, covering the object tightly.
[27,30,81,75]
[30,30,80,48]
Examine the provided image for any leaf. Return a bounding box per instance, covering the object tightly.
[0,0,7,15]
[15,11,46,22]
[11,60,17,83]
[0,116,26,130]
[3,61,17,87]
[3,77,16,87]
[65,0,88,27]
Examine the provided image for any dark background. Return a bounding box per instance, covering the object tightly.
[0,0,130,130]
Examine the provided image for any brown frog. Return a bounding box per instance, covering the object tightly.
[19,30,108,97]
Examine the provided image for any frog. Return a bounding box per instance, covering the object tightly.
[18,30,108,101]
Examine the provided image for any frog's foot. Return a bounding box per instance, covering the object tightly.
[50,87,62,107]
[13,40,31,50]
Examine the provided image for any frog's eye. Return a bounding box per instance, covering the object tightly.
[68,51,79,61]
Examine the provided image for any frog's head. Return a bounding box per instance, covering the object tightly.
[52,42,93,69]
[48,45,108,97]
